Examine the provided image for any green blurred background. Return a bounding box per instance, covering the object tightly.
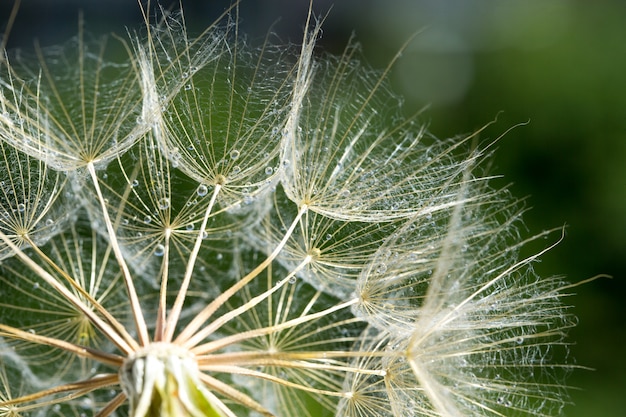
[2,1,624,416]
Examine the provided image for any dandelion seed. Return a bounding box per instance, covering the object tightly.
[0,19,146,171]
[0,139,70,259]
[148,7,296,214]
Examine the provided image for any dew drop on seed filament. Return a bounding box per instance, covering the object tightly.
[158,198,170,210]
[131,180,139,188]
[264,166,273,175]
[197,184,208,197]
[154,244,165,257]
[17,203,26,212]
[143,215,152,224]
[230,149,240,160]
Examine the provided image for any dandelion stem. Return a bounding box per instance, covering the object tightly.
[94,392,126,417]
[183,255,312,349]
[404,359,464,417]
[206,365,348,398]
[23,236,139,350]
[154,227,172,342]
[197,349,388,364]
[420,154,473,313]
[0,374,118,408]
[163,183,221,342]
[191,297,357,355]
[0,324,124,366]
[199,373,275,417]
[175,204,308,346]
[87,161,149,346]
[200,353,387,377]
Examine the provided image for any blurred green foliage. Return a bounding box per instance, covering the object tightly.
[2,1,624,415]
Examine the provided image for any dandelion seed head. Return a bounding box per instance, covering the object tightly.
[0,3,585,417]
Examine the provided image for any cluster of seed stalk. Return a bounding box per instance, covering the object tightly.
[0,3,577,417]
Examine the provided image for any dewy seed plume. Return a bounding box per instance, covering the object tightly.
[0,2,585,417]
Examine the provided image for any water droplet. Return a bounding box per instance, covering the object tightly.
[143,215,152,224]
[17,203,25,212]
[158,197,170,210]
[131,179,139,188]
[230,149,240,160]
[45,219,54,226]
[154,244,165,257]
[186,223,195,231]
[288,276,297,284]
[264,166,273,175]
[375,263,387,274]
[197,184,208,197]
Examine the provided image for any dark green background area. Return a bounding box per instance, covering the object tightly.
[2,1,624,416]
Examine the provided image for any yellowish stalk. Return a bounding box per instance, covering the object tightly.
[163,184,221,342]
[87,161,149,346]
[176,204,308,346]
